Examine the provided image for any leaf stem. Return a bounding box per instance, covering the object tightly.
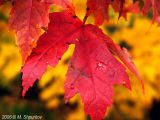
[83,15,88,25]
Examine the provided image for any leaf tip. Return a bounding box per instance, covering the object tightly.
[22,89,26,98]
[65,99,68,104]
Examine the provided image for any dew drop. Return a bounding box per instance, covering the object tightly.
[98,62,102,67]
[97,62,106,70]
[31,39,34,42]
[46,61,48,64]
[70,84,74,89]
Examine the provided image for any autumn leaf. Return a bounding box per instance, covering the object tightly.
[21,11,143,120]
[142,0,160,25]
[64,25,131,120]
[110,0,125,20]
[111,0,140,20]
[9,0,50,64]
[87,0,110,25]
[87,0,140,25]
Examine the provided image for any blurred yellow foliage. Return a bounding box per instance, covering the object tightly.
[73,0,87,21]
[107,17,160,119]
[0,43,21,80]
[67,94,85,120]
[0,2,21,85]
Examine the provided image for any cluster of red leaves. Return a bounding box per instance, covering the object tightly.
[8,0,74,63]
[87,0,140,25]
[2,0,159,119]
[21,11,144,120]
[142,0,160,25]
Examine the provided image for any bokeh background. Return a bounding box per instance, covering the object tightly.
[0,0,160,120]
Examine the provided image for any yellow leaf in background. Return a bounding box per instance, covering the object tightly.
[73,0,87,21]
[105,16,160,119]
[67,94,85,120]
[0,3,21,85]
[46,98,60,109]
[0,43,21,80]
[0,2,12,17]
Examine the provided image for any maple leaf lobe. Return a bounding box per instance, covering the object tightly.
[21,11,82,97]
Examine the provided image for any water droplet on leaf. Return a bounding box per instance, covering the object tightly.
[97,62,106,70]
[98,62,102,67]
[31,39,34,42]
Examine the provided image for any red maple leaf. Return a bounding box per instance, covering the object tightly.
[9,0,73,64]
[111,0,140,20]
[22,11,143,120]
[87,0,140,25]
[87,0,110,25]
[64,25,131,120]
[142,0,160,25]
[9,0,50,64]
